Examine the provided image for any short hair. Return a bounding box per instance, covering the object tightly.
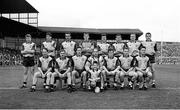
[76,46,82,51]
[46,32,52,36]
[139,46,146,50]
[130,34,136,37]
[93,48,99,52]
[93,61,98,65]
[65,33,71,36]
[84,33,89,36]
[60,50,66,54]
[25,34,31,38]
[116,34,121,37]
[146,32,151,36]
[101,34,106,37]
[42,48,48,52]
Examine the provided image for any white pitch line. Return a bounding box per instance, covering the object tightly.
[1,87,180,90]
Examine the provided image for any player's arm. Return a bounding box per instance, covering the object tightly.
[145,59,151,72]
[74,42,78,52]
[113,59,121,72]
[37,59,44,76]
[44,59,53,76]
[134,58,145,73]
[118,58,127,73]
[154,43,158,56]
[59,42,64,51]
[90,41,95,51]
[21,44,26,54]
[85,60,91,72]
[54,60,61,75]
[64,58,74,75]
[102,58,109,73]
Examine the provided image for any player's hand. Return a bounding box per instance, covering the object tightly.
[41,74,45,78]
[151,52,155,55]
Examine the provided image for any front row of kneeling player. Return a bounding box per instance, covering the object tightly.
[30,46,152,93]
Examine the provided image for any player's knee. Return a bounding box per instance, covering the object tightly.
[120,71,125,77]
[82,71,87,76]
[101,70,106,76]
[91,81,96,87]
[67,72,71,77]
[147,72,152,78]
[34,72,40,77]
[72,70,77,76]
[51,72,57,77]
[137,71,143,77]
[46,72,52,77]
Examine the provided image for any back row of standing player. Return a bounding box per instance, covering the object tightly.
[20,32,157,93]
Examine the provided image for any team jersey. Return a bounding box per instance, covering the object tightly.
[21,42,36,57]
[141,41,157,55]
[119,56,134,70]
[97,42,110,53]
[42,40,56,56]
[87,56,104,66]
[55,57,72,71]
[0,53,3,62]
[89,70,101,80]
[81,41,94,51]
[135,56,150,70]
[103,56,119,71]
[112,42,125,54]
[127,41,141,55]
[38,56,52,72]
[72,55,87,70]
[61,41,76,56]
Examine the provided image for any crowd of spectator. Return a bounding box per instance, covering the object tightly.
[0,47,22,66]
[156,43,180,64]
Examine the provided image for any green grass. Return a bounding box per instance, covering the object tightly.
[0,64,180,109]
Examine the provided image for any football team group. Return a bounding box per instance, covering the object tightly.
[20,32,157,93]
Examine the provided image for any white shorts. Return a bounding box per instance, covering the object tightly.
[103,69,120,76]
[120,71,137,77]
[137,69,152,77]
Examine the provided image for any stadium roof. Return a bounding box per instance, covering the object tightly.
[0,0,38,13]
[39,26,143,37]
[0,17,39,36]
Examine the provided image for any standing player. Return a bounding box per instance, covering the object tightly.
[118,47,137,89]
[71,47,88,90]
[102,49,120,90]
[97,34,110,56]
[135,46,152,90]
[127,34,141,56]
[141,32,157,88]
[20,34,36,88]
[30,48,53,92]
[42,32,56,58]
[61,33,77,57]
[50,50,73,92]
[42,32,56,87]
[80,33,94,57]
[112,34,126,57]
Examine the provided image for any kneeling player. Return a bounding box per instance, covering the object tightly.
[85,48,104,90]
[72,47,88,90]
[102,49,120,90]
[50,50,73,92]
[118,47,137,89]
[30,48,53,92]
[87,61,101,93]
[135,46,152,90]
